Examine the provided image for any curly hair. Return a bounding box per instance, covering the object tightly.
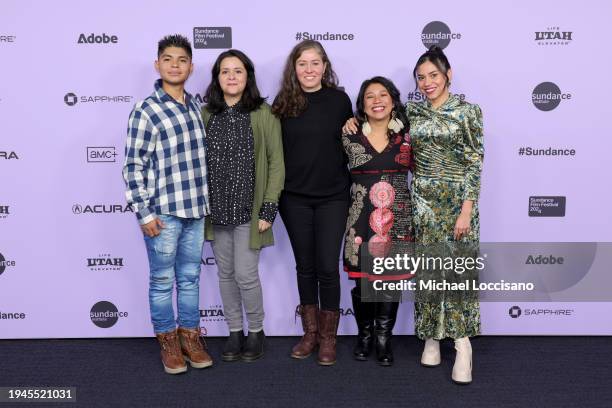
[272,40,339,118]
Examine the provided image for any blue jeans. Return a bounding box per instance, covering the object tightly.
[144,214,205,334]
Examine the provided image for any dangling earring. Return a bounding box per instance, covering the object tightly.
[362,121,372,136]
[387,111,404,134]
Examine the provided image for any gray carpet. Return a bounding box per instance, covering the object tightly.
[0,336,609,408]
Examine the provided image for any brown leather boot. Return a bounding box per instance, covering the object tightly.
[177,327,213,369]
[291,304,318,359]
[156,329,187,374]
[317,309,340,366]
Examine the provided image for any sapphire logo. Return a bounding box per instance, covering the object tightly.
[421,21,461,49]
[90,301,127,328]
[64,93,78,106]
[64,92,132,106]
[508,306,522,318]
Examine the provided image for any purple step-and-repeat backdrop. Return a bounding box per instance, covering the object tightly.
[1,0,611,338]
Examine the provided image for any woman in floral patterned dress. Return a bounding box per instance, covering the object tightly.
[342,46,483,383]
[408,45,484,384]
[342,76,413,366]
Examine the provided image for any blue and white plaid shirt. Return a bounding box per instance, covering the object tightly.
[123,79,210,225]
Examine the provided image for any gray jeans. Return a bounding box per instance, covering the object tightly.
[211,223,264,332]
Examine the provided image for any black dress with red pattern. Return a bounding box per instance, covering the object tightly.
[342,131,414,280]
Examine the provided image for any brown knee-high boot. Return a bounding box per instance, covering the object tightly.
[291,304,319,359]
[317,309,340,366]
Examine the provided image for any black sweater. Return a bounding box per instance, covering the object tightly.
[281,87,353,197]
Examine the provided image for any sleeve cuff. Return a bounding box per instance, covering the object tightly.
[258,202,278,224]
[136,206,156,225]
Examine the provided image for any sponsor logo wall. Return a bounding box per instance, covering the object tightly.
[0,0,610,338]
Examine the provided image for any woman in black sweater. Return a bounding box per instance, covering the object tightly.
[273,40,352,366]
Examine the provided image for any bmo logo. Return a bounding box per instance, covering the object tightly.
[78,33,118,44]
[87,146,118,163]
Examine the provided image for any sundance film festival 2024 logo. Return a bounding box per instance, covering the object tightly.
[421,21,461,49]
[193,27,232,49]
[535,27,572,46]
[64,92,133,106]
[529,196,566,217]
[90,301,127,328]
[532,82,571,111]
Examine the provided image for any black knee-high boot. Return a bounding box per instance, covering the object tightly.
[375,300,399,366]
[351,286,375,360]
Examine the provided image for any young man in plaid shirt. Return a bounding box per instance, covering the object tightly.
[123,34,211,374]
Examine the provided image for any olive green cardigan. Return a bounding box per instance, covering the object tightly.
[202,103,285,249]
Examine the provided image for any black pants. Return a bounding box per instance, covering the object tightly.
[279,191,349,311]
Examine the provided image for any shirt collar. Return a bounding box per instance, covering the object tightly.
[154,79,192,106]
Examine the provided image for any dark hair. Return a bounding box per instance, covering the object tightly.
[413,45,451,88]
[355,76,408,131]
[272,40,339,118]
[157,34,192,59]
[203,49,265,114]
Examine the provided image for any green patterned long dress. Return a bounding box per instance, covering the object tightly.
[406,94,484,340]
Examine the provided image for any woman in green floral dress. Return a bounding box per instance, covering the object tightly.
[408,46,483,384]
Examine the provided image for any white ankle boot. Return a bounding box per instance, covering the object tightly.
[420,338,441,366]
[452,337,472,384]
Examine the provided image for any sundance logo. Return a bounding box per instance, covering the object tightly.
[0,311,26,320]
[0,252,16,275]
[90,301,127,328]
[78,33,118,44]
[87,254,124,271]
[72,204,134,215]
[421,21,461,49]
[532,82,571,111]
